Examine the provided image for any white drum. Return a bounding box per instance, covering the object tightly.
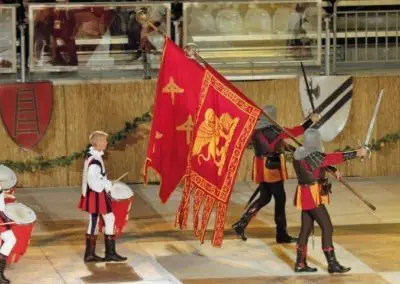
[4,203,36,225]
[0,165,17,190]
[110,182,134,200]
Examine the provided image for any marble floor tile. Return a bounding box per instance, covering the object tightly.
[7,177,400,283]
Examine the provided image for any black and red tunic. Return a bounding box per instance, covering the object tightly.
[293,151,358,210]
[252,124,305,184]
[78,155,112,215]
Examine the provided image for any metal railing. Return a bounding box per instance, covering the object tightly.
[182,0,323,79]
[332,0,400,73]
[0,4,18,75]
[28,2,171,74]
[1,0,400,82]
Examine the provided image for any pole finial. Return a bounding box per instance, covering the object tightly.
[184,43,199,59]
[136,8,150,26]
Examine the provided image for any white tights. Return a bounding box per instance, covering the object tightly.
[87,213,115,235]
[0,230,16,256]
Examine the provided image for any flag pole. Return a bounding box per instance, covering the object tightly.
[136,9,376,212]
[135,9,307,144]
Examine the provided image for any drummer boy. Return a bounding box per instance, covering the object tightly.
[78,130,127,262]
[0,185,16,284]
[0,165,18,204]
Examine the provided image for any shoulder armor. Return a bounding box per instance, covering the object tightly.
[343,151,357,161]
[304,151,326,171]
[263,125,281,141]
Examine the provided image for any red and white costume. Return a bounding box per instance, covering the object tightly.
[0,190,16,256]
[78,146,127,263]
[78,147,115,235]
[0,186,16,283]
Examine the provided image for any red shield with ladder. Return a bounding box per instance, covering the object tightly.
[0,82,53,149]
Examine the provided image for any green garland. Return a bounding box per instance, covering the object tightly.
[1,110,399,173]
[0,112,152,173]
[333,132,400,152]
[284,131,400,160]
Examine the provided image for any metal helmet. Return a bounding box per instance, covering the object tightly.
[255,105,277,130]
[294,128,323,160]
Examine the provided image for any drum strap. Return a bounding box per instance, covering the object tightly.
[88,159,106,177]
[0,212,12,230]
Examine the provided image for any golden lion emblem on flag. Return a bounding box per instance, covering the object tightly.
[192,109,240,176]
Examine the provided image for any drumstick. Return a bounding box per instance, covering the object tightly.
[0,222,16,226]
[112,172,129,184]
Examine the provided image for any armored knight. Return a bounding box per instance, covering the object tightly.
[232,105,318,243]
[292,128,367,273]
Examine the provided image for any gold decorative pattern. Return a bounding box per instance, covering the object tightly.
[152,131,163,154]
[191,70,260,204]
[176,115,194,145]
[193,188,206,237]
[176,68,261,247]
[192,109,240,176]
[162,77,184,105]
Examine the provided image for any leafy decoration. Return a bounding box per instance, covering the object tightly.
[0,112,152,172]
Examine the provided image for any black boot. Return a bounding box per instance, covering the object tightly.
[276,229,298,244]
[84,234,105,263]
[323,248,351,273]
[104,235,127,262]
[294,245,317,273]
[0,254,10,284]
[232,205,258,241]
[275,214,297,243]
[231,218,248,241]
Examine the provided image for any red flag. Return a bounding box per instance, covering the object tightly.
[176,65,262,247]
[143,38,205,203]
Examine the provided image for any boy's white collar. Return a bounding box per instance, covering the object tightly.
[89,146,104,157]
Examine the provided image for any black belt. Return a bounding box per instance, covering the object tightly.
[299,182,318,186]
[263,154,280,158]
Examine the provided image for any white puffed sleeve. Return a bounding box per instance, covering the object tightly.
[0,191,5,212]
[87,164,112,193]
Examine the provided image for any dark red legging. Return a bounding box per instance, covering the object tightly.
[297,205,334,248]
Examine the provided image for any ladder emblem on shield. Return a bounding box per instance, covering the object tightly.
[14,88,40,137]
[0,82,53,149]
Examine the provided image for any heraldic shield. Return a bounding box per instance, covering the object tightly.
[0,82,53,149]
[299,76,353,142]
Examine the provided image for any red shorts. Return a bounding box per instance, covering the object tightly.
[78,189,112,215]
[294,183,330,211]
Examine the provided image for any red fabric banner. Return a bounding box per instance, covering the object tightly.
[176,65,261,247]
[143,38,205,203]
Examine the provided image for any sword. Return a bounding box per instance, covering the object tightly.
[361,89,384,161]
[251,107,377,211]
